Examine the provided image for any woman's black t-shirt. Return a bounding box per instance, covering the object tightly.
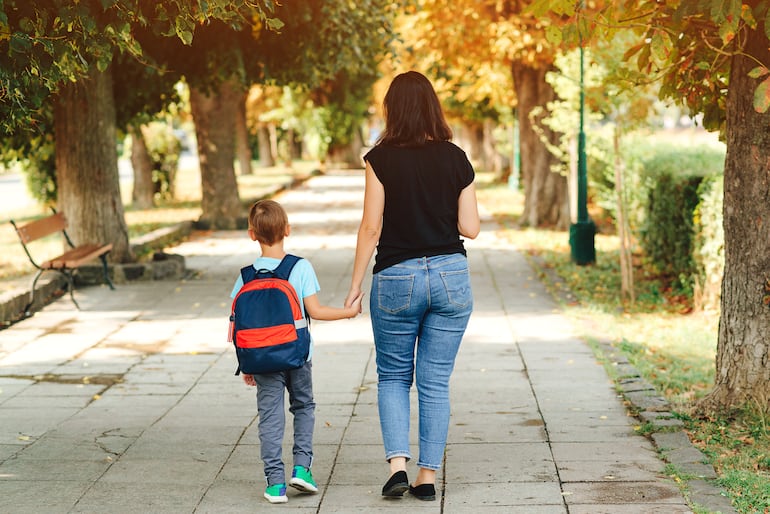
[364,140,475,274]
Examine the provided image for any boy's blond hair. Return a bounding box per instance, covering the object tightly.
[249,200,288,246]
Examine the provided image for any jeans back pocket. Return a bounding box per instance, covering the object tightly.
[440,269,472,308]
[376,274,415,314]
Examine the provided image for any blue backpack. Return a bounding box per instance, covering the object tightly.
[228,254,310,375]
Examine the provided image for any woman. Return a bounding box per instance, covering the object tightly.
[344,71,480,501]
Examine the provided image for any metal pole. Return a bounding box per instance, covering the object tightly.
[577,45,588,224]
[569,20,596,265]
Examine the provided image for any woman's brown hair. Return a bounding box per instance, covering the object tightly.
[378,71,452,147]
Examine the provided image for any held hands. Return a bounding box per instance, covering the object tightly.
[346,291,364,318]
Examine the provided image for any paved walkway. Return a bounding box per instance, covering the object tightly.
[0,171,693,513]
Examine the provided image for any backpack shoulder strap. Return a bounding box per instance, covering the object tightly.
[273,254,302,281]
[240,265,257,284]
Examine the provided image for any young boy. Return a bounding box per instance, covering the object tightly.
[231,199,363,504]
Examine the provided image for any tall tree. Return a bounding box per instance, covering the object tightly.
[245,85,282,167]
[53,68,129,257]
[309,70,380,166]
[531,0,770,412]
[141,1,396,228]
[711,12,770,412]
[112,51,183,209]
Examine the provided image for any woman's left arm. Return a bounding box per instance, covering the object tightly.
[457,182,480,239]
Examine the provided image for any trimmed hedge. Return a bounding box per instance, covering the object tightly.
[637,143,724,296]
[585,133,725,302]
[641,173,703,294]
[692,175,724,310]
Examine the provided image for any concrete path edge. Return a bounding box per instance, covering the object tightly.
[527,253,736,514]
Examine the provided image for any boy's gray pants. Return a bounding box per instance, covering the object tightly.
[254,361,315,486]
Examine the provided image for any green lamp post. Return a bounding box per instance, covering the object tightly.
[569,42,596,265]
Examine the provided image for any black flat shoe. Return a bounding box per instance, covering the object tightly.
[409,483,436,501]
[382,470,409,497]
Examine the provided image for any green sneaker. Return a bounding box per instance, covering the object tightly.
[289,465,318,493]
[264,483,288,503]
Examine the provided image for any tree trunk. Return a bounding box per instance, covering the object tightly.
[53,67,132,262]
[284,129,302,163]
[328,128,365,167]
[461,121,484,167]
[349,126,364,167]
[257,125,275,167]
[614,126,634,306]
[512,61,570,229]
[483,119,506,177]
[130,124,155,209]
[189,78,242,229]
[235,90,253,175]
[700,24,770,412]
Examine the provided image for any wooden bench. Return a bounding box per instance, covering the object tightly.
[10,209,115,314]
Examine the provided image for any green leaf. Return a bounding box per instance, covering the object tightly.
[650,32,670,63]
[739,3,757,29]
[265,17,284,31]
[718,21,736,44]
[766,7,770,40]
[748,66,770,79]
[545,25,562,45]
[710,0,741,25]
[9,33,31,52]
[753,76,770,113]
[525,0,557,17]
[19,17,33,32]
[548,0,575,17]
[96,54,110,72]
[175,17,194,45]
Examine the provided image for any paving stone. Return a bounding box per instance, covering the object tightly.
[687,478,738,513]
[562,480,688,505]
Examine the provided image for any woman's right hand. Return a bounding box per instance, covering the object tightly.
[346,291,364,317]
[345,288,363,312]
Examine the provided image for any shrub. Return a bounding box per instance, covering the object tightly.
[638,142,724,295]
[586,132,725,298]
[692,175,724,311]
[143,122,181,201]
[641,173,703,295]
[23,141,57,208]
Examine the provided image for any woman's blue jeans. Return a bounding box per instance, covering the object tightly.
[370,254,473,470]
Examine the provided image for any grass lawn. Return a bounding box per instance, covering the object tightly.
[475,171,769,514]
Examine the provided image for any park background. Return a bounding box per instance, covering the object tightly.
[0,2,768,512]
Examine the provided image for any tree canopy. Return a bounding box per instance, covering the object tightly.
[529,0,770,128]
[0,0,282,134]
[0,0,282,259]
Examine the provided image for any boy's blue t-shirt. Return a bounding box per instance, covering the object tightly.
[230,256,321,359]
